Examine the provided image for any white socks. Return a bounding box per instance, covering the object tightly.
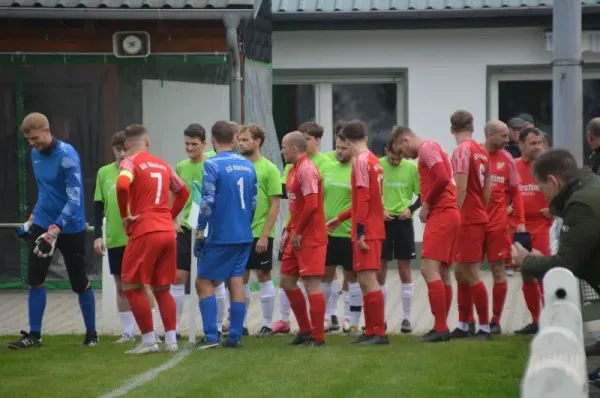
[400,283,414,321]
[328,279,341,318]
[259,281,275,328]
[278,288,290,323]
[169,284,185,333]
[152,307,160,333]
[343,290,351,320]
[322,282,333,310]
[119,311,135,336]
[243,284,251,328]
[215,283,227,332]
[348,282,362,327]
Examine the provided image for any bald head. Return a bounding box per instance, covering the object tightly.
[587,118,600,150]
[484,120,507,137]
[484,119,509,151]
[281,131,308,164]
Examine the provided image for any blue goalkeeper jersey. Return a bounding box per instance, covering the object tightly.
[197,150,257,245]
[31,138,87,234]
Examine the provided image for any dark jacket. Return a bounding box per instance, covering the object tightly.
[522,170,600,291]
[504,141,521,159]
[590,147,600,175]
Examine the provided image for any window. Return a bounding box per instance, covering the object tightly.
[272,84,315,147]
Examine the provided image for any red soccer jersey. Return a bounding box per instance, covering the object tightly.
[350,151,385,242]
[451,139,489,225]
[487,149,520,231]
[120,152,185,239]
[512,158,552,234]
[286,155,328,246]
[418,140,458,212]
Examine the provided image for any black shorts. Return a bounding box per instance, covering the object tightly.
[325,236,354,272]
[246,237,274,270]
[107,246,126,276]
[382,219,416,261]
[176,228,192,272]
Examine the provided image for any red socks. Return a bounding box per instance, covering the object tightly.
[471,281,490,325]
[286,288,311,334]
[308,293,326,343]
[457,283,473,323]
[153,289,177,332]
[491,281,508,325]
[364,291,386,337]
[427,280,448,332]
[124,288,153,334]
[522,281,541,324]
[444,284,453,317]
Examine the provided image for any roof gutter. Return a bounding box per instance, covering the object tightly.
[273,5,600,21]
[0,7,254,20]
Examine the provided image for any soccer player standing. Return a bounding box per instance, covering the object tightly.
[194,121,257,349]
[323,134,361,335]
[448,111,493,340]
[9,112,98,349]
[394,127,460,343]
[482,120,525,334]
[328,120,388,345]
[237,124,282,336]
[280,131,328,347]
[116,124,190,354]
[512,127,551,335]
[379,133,421,334]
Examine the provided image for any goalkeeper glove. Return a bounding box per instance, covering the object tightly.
[194,230,206,258]
[33,224,60,258]
[15,215,34,239]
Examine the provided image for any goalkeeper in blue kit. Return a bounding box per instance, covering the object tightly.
[8,113,98,349]
[194,121,257,349]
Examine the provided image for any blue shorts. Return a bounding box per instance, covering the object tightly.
[197,242,252,281]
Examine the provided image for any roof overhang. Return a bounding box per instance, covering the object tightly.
[0,7,255,20]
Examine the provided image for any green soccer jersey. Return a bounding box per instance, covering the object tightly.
[322,161,352,238]
[251,157,283,238]
[94,163,128,249]
[176,152,215,229]
[380,157,421,216]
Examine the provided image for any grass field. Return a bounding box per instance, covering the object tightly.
[0,334,531,398]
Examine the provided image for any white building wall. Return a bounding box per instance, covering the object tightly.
[273,27,600,241]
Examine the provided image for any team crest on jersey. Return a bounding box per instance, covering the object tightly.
[496,162,505,170]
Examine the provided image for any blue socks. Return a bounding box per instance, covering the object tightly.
[228,301,246,343]
[199,295,218,343]
[28,286,47,336]
[78,288,96,331]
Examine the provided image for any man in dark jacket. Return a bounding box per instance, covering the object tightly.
[587,118,600,175]
[505,117,527,158]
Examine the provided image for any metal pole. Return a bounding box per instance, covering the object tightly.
[552,0,583,166]
[224,13,242,125]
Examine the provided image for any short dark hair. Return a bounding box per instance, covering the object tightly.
[297,121,324,139]
[334,120,347,137]
[184,123,206,141]
[450,110,474,133]
[587,118,600,138]
[124,124,148,139]
[211,120,238,144]
[533,149,579,183]
[240,124,266,147]
[111,131,126,147]
[519,126,542,142]
[390,126,413,150]
[340,120,367,141]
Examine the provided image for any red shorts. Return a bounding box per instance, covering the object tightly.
[532,232,550,256]
[352,239,383,272]
[421,209,461,266]
[122,231,177,286]
[484,229,511,263]
[281,244,326,277]
[455,223,486,264]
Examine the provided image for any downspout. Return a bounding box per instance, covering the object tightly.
[223,13,242,125]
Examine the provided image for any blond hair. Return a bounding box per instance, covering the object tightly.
[21,112,49,134]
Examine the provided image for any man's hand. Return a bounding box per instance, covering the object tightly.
[174,222,184,234]
[256,236,268,253]
[516,223,526,233]
[383,210,394,222]
[291,232,302,249]
[280,230,289,252]
[506,204,514,216]
[358,235,370,251]
[194,230,206,258]
[540,208,552,219]
[33,225,60,258]
[122,214,139,232]
[326,217,341,232]
[15,216,34,239]
[419,203,429,223]
[93,238,106,256]
[397,208,412,220]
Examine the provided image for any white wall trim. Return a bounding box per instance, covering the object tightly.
[545,30,600,53]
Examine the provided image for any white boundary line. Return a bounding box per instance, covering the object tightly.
[98,347,193,398]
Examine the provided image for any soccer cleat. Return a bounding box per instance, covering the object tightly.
[301,338,325,347]
[418,329,450,343]
[468,322,476,335]
[342,317,351,333]
[115,333,136,344]
[243,327,249,336]
[450,327,472,339]
[7,330,42,349]
[400,319,412,334]
[328,315,340,332]
[490,322,502,335]
[258,326,273,336]
[165,343,179,353]
[472,330,493,340]
[273,320,291,334]
[290,332,311,345]
[125,342,160,354]
[81,330,99,347]
[360,335,390,345]
[586,341,600,356]
[350,334,372,345]
[195,338,220,350]
[222,340,242,348]
[514,323,539,335]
